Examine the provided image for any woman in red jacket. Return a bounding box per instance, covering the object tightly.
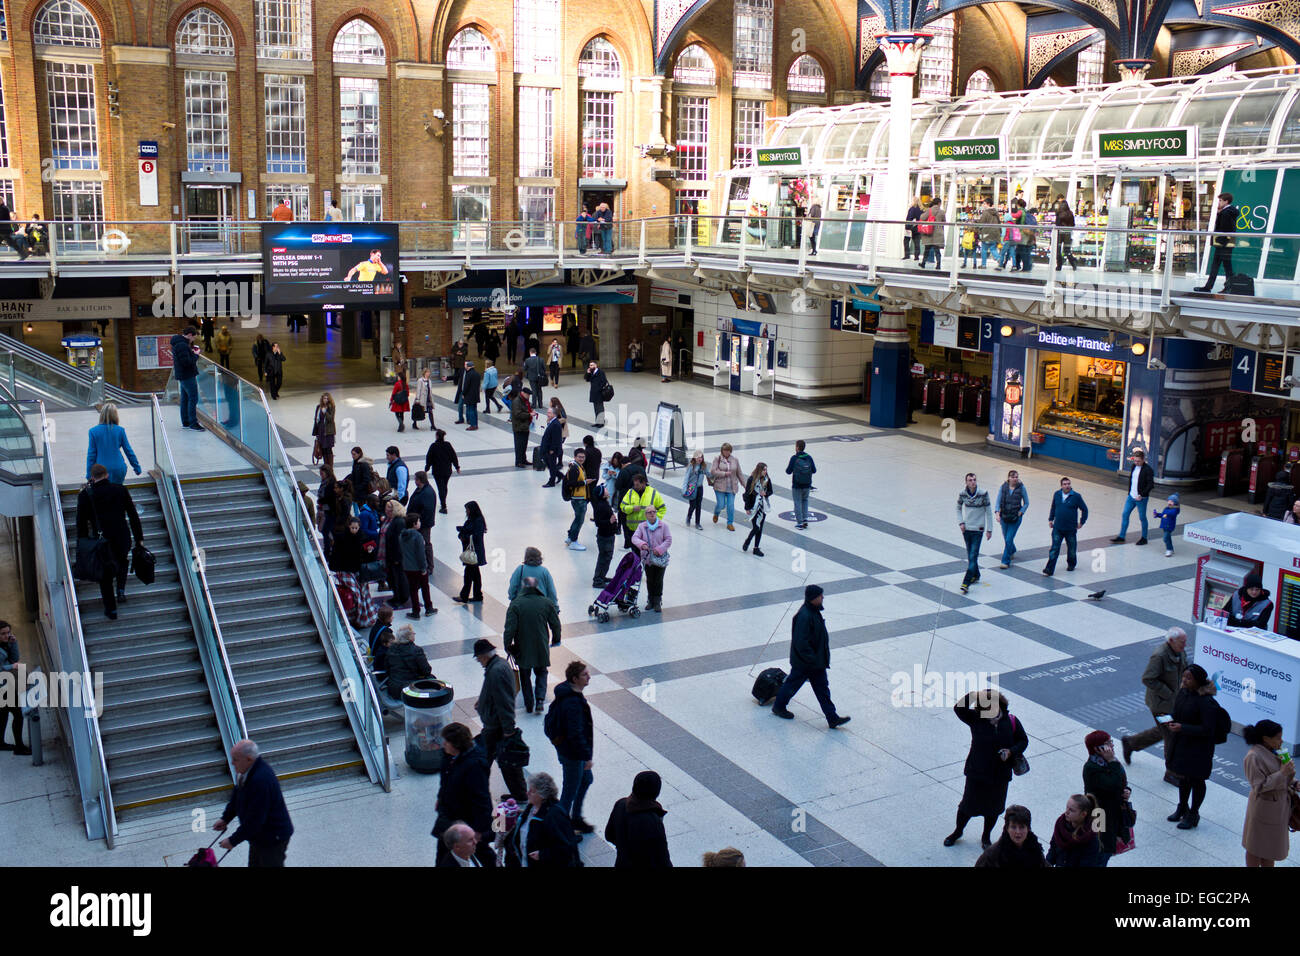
[390,370,411,432]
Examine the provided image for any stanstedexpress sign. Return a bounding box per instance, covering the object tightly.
[755,146,804,167]
[1095,127,1195,160]
[933,137,1002,163]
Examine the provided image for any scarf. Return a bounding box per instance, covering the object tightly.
[1052,813,1095,850]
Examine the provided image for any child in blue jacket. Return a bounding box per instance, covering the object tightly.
[1153,493,1180,557]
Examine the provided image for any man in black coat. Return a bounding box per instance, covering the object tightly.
[473,639,527,801]
[604,770,671,868]
[215,739,294,866]
[1195,192,1238,293]
[432,722,495,866]
[770,585,850,728]
[1112,448,1155,545]
[584,359,609,427]
[76,464,144,620]
[539,405,565,488]
[523,348,546,408]
[550,660,595,833]
[408,471,438,568]
[461,361,482,430]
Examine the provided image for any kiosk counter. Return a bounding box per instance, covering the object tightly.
[1182,513,1300,638]
[1193,622,1300,741]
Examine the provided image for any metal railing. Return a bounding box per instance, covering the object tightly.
[0,333,154,408]
[187,355,391,791]
[149,394,247,772]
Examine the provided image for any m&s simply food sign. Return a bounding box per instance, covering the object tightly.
[933,137,1002,163]
[1095,127,1195,160]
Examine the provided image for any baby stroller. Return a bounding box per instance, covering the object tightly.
[588,550,643,622]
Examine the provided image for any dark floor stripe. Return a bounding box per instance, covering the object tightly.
[987,614,1099,658]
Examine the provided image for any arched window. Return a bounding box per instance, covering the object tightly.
[787,55,825,94]
[448,27,494,70]
[515,0,559,72]
[965,69,995,94]
[578,36,621,79]
[256,0,311,60]
[673,44,715,85]
[1077,38,1105,86]
[33,0,100,47]
[733,0,773,89]
[333,18,385,64]
[869,65,890,98]
[919,15,955,96]
[176,8,234,55]
[1042,76,1059,88]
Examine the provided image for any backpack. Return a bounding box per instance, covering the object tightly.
[1213,700,1231,745]
[790,454,814,487]
[917,212,935,236]
[561,465,580,501]
[544,698,564,744]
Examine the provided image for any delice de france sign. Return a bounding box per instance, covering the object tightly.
[933,136,1002,163]
[755,146,804,167]
[1095,127,1195,160]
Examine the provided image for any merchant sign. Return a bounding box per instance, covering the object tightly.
[1095,127,1195,160]
[0,297,131,323]
[755,146,805,167]
[933,137,1003,163]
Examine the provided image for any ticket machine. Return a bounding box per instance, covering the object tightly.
[61,334,101,370]
[1184,513,1300,639]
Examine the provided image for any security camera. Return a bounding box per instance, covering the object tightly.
[400,273,409,284]
[161,122,176,130]
[1283,375,1298,389]
[1146,358,1167,370]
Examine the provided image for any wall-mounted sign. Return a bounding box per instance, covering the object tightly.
[933,136,1003,163]
[0,297,131,322]
[755,146,805,167]
[135,334,174,371]
[1230,346,1299,399]
[1095,127,1195,160]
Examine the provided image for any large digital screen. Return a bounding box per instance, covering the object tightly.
[261,222,400,311]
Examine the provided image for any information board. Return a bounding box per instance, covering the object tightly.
[261,222,400,311]
[1279,571,1300,640]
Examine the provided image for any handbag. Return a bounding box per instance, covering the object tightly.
[73,488,116,583]
[312,438,323,464]
[1289,790,1300,832]
[459,539,479,566]
[1010,715,1030,775]
[131,544,156,586]
[497,730,530,770]
[393,387,408,407]
[412,403,425,423]
[1114,801,1137,854]
[600,381,615,403]
[359,560,384,583]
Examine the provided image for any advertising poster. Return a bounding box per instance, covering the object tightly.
[262,222,400,311]
[1001,366,1024,444]
[135,334,174,371]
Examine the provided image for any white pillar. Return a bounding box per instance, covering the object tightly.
[877,34,931,255]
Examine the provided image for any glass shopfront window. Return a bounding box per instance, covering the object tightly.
[1032,352,1126,453]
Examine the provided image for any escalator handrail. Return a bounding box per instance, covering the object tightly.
[149,394,248,755]
[0,333,154,405]
[0,392,43,485]
[38,402,117,846]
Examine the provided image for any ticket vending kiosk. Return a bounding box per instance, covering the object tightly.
[713,332,731,388]
[61,334,101,370]
[752,338,775,398]
[1184,513,1300,638]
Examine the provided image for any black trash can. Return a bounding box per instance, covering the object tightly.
[402,679,455,773]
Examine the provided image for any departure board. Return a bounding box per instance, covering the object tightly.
[1256,352,1290,397]
[1279,571,1300,640]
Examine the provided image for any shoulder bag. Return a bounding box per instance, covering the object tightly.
[1009,715,1030,776]
[459,534,479,566]
[74,488,115,583]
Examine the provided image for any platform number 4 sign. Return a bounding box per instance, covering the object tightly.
[1230,347,1254,394]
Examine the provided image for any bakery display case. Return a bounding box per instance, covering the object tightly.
[1035,403,1122,447]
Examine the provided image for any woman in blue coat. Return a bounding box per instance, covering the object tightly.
[85,403,141,484]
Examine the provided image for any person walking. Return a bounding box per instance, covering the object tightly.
[904,197,922,261]
[548,338,563,388]
[549,660,596,834]
[471,638,527,801]
[976,198,1001,268]
[214,740,294,867]
[564,448,590,551]
[604,771,672,868]
[920,199,945,270]
[956,472,992,594]
[482,360,503,413]
[85,403,141,485]
[1046,794,1103,867]
[1242,719,1296,867]
[172,325,202,430]
[1016,205,1038,273]
[215,325,233,369]
[312,393,336,469]
[1195,192,1238,292]
[450,360,466,425]
[1053,195,1078,269]
[384,623,432,696]
[76,464,144,621]
[785,439,816,530]
[1120,627,1189,786]
[200,316,215,354]
[709,443,743,531]
[584,359,609,427]
[974,806,1046,868]
[423,430,460,514]
[660,339,672,382]
[411,368,435,431]
[741,462,772,557]
[451,501,487,604]
[770,585,851,728]
[1081,731,1128,866]
[252,333,270,383]
[507,547,558,608]
[993,469,1028,569]
[1166,664,1221,830]
[1112,448,1155,545]
[1042,476,1088,576]
[325,198,344,222]
[681,450,707,530]
[945,689,1029,849]
[523,347,546,409]
[408,470,437,568]
[458,361,481,432]
[262,342,285,400]
[0,621,31,755]
[389,369,411,431]
[503,575,561,714]
[620,472,665,552]
[540,404,565,488]
[400,515,436,619]
[631,505,672,612]
[431,722,494,867]
[589,484,619,587]
[510,387,534,468]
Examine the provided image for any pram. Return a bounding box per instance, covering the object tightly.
[588,550,642,622]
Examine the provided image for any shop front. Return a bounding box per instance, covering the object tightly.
[913,310,995,423]
[990,323,1162,471]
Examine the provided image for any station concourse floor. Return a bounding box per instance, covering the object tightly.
[0,355,1279,868]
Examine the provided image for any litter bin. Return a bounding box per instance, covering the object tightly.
[402,679,455,774]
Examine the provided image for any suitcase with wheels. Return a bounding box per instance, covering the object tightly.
[752,667,787,705]
[1224,274,1254,296]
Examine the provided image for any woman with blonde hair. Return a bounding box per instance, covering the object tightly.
[312,392,336,469]
[709,443,743,531]
[85,402,141,484]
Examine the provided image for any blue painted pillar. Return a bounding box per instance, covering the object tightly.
[869,307,910,428]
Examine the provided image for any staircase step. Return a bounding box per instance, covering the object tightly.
[204,567,301,590]
[230,660,338,694]
[99,698,220,737]
[240,682,341,714]
[100,673,212,710]
[103,724,229,765]
[85,616,197,645]
[220,624,319,650]
[225,637,324,669]
[250,723,357,763]
[110,763,234,810]
[86,634,201,669]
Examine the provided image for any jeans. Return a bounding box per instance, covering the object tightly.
[1045,528,1077,573]
[962,529,984,587]
[593,535,615,583]
[1015,244,1033,272]
[999,517,1022,564]
[714,491,736,525]
[685,488,703,526]
[558,755,593,821]
[178,377,199,427]
[455,398,466,423]
[520,667,548,712]
[792,486,811,525]
[772,666,839,720]
[1119,495,1148,539]
[1125,709,1177,773]
[922,245,942,268]
[568,499,588,542]
[1163,529,1173,551]
[465,405,478,428]
[978,240,996,267]
[997,242,1016,269]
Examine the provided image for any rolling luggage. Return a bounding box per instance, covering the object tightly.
[751,667,787,705]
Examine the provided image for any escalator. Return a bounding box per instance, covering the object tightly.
[0,331,151,409]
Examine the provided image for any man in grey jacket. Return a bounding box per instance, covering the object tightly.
[473,638,526,800]
[1120,628,1188,785]
[957,472,992,594]
[523,348,546,408]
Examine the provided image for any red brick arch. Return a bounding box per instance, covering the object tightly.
[326,9,401,62]
[782,48,836,94]
[24,0,120,48]
[572,30,638,80]
[439,18,508,72]
[163,0,249,52]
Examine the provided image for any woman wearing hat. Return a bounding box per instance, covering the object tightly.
[604,770,672,868]
[1082,730,1129,865]
[945,689,1029,850]
[1166,664,1220,830]
[1242,719,1298,866]
[1226,571,1275,630]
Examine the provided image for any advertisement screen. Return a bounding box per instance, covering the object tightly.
[262,222,400,311]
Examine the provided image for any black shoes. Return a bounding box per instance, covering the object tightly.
[12,744,31,756]
[1136,538,1148,545]
[1177,810,1200,830]
[1167,806,1186,822]
[753,548,765,557]
[452,596,468,604]
[943,831,961,847]
[1110,536,1125,543]
[572,818,595,835]
[828,715,851,729]
[116,588,127,604]
[772,706,795,719]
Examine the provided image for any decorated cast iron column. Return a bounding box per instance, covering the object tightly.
[877,33,931,253]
